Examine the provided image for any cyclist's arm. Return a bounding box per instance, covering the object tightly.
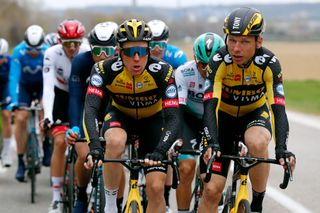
[202,52,225,150]
[69,54,87,130]
[264,55,289,152]
[42,48,55,123]
[83,61,107,152]
[154,65,180,156]
[8,47,22,105]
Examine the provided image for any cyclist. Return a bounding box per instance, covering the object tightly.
[65,21,125,213]
[44,32,60,47]
[41,19,90,213]
[9,25,48,181]
[175,32,224,213]
[83,19,180,213]
[147,19,188,212]
[0,38,13,167]
[200,7,296,213]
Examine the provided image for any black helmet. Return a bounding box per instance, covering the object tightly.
[117,19,152,46]
[88,22,118,46]
[223,7,265,36]
[147,19,169,41]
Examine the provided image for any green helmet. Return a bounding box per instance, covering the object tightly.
[193,32,225,64]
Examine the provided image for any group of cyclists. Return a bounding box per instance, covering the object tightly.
[0,6,296,213]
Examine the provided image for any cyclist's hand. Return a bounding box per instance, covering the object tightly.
[40,118,51,131]
[276,148,296,172]
[65,126,80,145]
[203,143,221,164]
[144,151,164,166]
[84,149,103,169]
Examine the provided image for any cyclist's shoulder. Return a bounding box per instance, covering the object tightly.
[175,60,196,77]
[92,56,121,76]
[147,56,172,77]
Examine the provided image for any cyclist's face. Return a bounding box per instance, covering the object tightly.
[227,35,263,66]
[121,41,149,77]
[61,39,82,60]
[149,40,167,59]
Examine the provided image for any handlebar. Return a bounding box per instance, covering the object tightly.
[203,153,293,188]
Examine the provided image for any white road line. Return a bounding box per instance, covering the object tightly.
[266,186,313,213]
[287,110,320,130]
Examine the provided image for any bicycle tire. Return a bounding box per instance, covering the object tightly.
[192,175,201,212]
[67,157,75,211]
[237,199,251,213]
[93,170,105,213]
[222,186,232,213]
[127,200,140,213]
[26,133,39,203]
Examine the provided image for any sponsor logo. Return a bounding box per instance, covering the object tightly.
[162,99,179,108]
[188,91,204,102]
[204,79,211,90]
[234,74,241,81]
[276,84,285,96]
[213,53,222,62]
[114,94,159,107]
[274,97,285,106]
[149,62,162,73]
[211,161,222,172]
[222,85,265,103]
[126,82,133,90]
[224,54,232,63]
[245,75,251,82]
[86,86,103,98]
[104,113,112,121]
[232,17,241,30]
[165,66,173,82]
[203,92,213,101]
[165,85,177,98]
[111,60,123,72]
[136,82,143,89]
[110,121,121,127]
[189,82,195,88]
[90,74,103,87]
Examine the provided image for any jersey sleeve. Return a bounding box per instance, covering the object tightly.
[202,51,226,147]
[175,65,188,106]
[42,48,56,122]
[263,55,289,151]
[83,61,108,151]
[68,54,87,132]
[8,47,22,104]
[154,64,180,155]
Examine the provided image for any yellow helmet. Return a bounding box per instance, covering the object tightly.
[117,19,152,45]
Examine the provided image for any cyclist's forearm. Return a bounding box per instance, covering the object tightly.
[271,104,289,150]
[203,98,219,146]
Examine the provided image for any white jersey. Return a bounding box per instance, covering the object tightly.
[42,43,90,122]
[175,60,210,119]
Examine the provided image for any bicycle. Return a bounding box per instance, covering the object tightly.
[204,142,293,213]
[15,99,42,203]
[91,139,181,213]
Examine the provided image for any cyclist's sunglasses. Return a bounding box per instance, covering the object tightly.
[61,40,82,47]
[91,46,116,57]
[121,46,149,57]
[150,41,167,50]
[26,46,42,52]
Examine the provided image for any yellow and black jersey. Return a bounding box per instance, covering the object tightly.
[83,56,180,150]
[203,46,289,150]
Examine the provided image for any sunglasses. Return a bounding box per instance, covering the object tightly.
[26,46,42,52]
[150,41,167,50]
[121,46,149,57]
[91,46,116,57]
[61,40,82,47]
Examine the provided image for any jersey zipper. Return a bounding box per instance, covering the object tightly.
[237,67,245,118]
[133,76,138,119]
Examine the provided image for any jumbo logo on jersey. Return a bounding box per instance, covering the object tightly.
[165,85,177,98]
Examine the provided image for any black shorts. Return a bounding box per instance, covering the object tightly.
[179,114,202,161]
[101,107,167,174]
[200,104,272,177]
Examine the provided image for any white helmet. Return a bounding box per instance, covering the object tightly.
[0,38,9,55]
[147,19,169,41]
[88,22,118,46]
[24,25,45,47]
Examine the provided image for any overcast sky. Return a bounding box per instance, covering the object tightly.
[42,0,320,9]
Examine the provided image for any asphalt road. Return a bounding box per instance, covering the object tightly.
[0,110,318,213]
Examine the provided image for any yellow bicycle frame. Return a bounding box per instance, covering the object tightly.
[124,178,143,213]
[230,174,250,213]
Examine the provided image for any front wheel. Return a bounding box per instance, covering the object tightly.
[237,199,251,213]
[126,200,141,213]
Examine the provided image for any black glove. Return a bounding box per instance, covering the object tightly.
[145,151,165,162]
[87,149,104,162]
[275,148,296,161]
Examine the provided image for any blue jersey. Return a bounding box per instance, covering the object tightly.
[162,44,188,70]
[0,54,11,85]
[9,41,48,104]
[69,51,95,137]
